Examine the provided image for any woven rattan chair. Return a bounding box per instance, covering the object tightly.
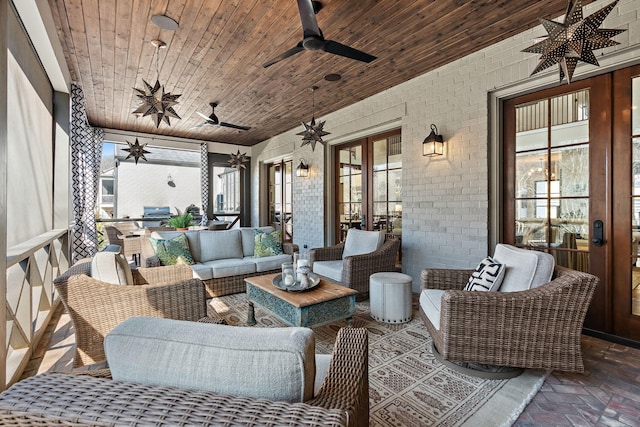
[419,265,598,372]
[309,235,400,295]
[0,328,368,427]
[54,266,225,368]
[104,223,143,264]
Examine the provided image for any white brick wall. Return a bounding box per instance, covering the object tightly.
[253,0,640,290]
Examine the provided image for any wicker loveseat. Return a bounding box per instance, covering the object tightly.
[0,327,369,427]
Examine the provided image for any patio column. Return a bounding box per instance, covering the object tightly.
[0,0,9,389]
[200,142,209,226]
[70,83,103,262]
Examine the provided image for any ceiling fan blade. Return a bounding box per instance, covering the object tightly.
[263,43,305,68]
[297,0,322,38]
[220,122,251,131]
[323,40,376,63]
[196,111,211,121]
[190,123,207,129]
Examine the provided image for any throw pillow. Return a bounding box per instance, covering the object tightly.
[149,233,194,266]
[464,256,506,292]
[254,229,283,257]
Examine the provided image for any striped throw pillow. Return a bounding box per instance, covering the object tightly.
[464,256,505,292]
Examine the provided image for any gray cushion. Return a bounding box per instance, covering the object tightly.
[199,230,243,262]
[493,244,555,292]
[90,252,133,285]
[190,263,214,281]
[312,260,344,283]
[105,317,316,403]
[249,254,292,272]
[202,258,256,278]
[240,226,275,257]
[419,289,445,331]
[342,229,385,259]
[314,354,331,396]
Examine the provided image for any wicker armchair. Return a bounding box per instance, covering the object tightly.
[55,269,225,368]
[104,223,143,264]
[309,235,400,295]
[0,328,368,427]
[419,265,598,372]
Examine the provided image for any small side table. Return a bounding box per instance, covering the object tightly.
[369,272,413,323]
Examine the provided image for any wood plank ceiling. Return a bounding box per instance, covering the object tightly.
[47,0,592,146]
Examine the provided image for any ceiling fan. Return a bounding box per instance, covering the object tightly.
[193,102,251,131]
[262,0,376,68]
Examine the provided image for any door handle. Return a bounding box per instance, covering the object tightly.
[592,219,604,247]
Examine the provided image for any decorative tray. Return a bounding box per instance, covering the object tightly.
[272,273,321,292]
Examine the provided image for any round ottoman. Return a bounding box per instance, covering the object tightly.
[369,272,413,323]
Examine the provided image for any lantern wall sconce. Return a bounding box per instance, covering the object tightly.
[422,124,444,156]
[296,159,309,177]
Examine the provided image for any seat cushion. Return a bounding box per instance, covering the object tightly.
[464,256,506,292]
[342,229,385,259]
[248,253,292,272]
[105,317,316,403]
[91,252,133,285]
[493,244,555,292]
[202,258,256,278]
[190,262,214,281]
[199,230,243,262]
[149,234,195,266]
[313,260,344,283]
[419,289,445,331]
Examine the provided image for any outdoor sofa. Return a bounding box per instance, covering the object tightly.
[141,226,298,297]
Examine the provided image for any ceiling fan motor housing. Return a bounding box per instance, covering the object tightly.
[303,36,325,50]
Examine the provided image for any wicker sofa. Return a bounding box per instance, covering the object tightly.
[142,227,298,297]
[0,327,369,427]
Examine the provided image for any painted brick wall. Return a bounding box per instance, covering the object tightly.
[253,0,640,290]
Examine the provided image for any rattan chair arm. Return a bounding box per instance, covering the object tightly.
[133,264,193,285]
[342,239,401,294]
[420,268,474,291]
[309,242,345,264]
[283,242,300,255]
[306,327,369,427]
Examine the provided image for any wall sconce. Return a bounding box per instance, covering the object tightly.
[167,174,175,187]
[296,159,309,177]
[422,124,444,156]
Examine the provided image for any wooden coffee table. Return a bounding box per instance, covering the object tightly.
[245,273,358,328]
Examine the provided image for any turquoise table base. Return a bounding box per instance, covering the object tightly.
[246,281,356,328]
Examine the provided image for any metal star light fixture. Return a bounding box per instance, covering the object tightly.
[228,149,249,169]
[132,40,181,127]
[522,0,626,83]
[123,138,151,164]
[297,86,330,151]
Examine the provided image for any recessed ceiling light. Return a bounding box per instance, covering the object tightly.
[324,73,342,82]
[151,14,179,31]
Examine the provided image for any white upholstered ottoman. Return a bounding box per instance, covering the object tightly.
[369,272,413,323]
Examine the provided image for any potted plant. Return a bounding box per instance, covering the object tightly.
[167,212,193,230]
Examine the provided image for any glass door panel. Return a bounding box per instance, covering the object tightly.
[337,146,363,241]
[513,89,590,271]
[632,76,640,316]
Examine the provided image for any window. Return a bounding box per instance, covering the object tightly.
[267,160,293,241]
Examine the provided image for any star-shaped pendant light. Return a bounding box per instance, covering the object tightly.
[123,138,151,164]
[132,40,181,127]
[523,0,626,83]
[228,149,249,169]
[297,86,330,151]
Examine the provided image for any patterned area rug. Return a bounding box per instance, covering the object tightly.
[210,294,549,427]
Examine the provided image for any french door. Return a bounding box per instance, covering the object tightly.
[267,160,293,242]
[334,130,402,242]
[504,66,640,342]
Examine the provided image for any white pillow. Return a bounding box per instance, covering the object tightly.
[464,256,505,292]
[91,251,133,285]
